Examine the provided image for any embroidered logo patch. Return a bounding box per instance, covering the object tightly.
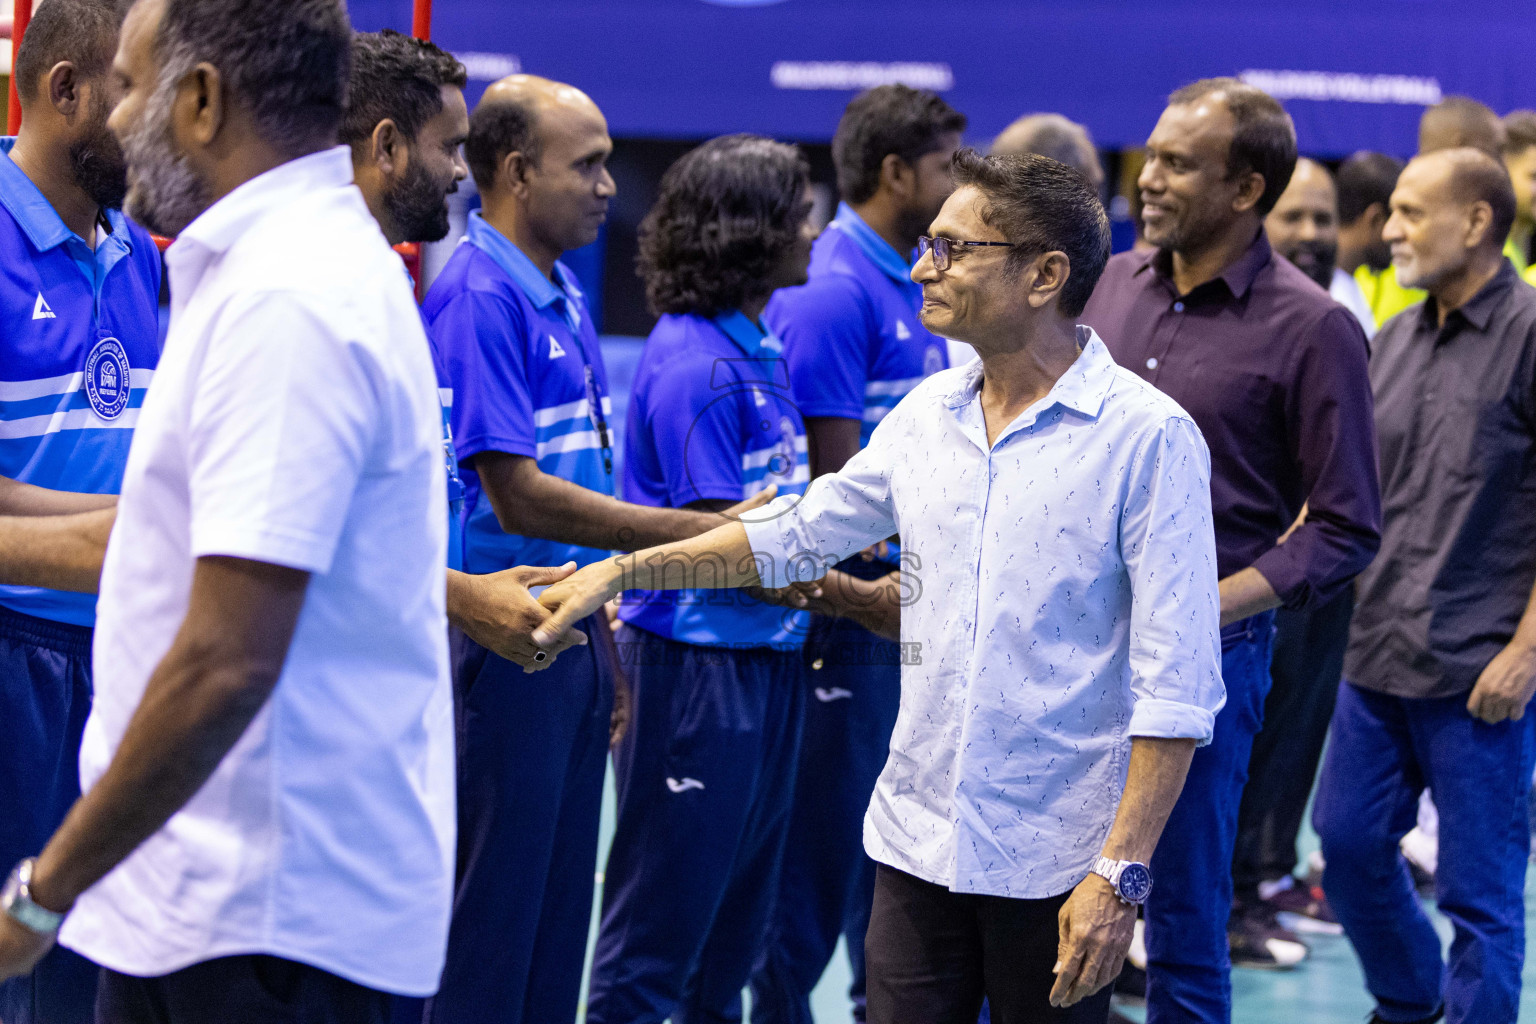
[84,337,131,420]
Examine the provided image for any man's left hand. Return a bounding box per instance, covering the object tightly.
[1467,639,1536,724]
[0,914,55,984]
[1049,873,1135,1007]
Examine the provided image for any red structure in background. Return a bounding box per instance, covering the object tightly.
[9,0,437,285]
[6,0,34,133]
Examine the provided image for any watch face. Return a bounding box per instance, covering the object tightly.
[1118,863,1153,903]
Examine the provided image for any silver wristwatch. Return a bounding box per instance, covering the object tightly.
[2,858,65,936]
[1090,855,1154,905]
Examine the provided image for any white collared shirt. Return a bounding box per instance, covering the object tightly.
[744,328,1224,899]
[1331,267,1377,339]
[61,148,454,995]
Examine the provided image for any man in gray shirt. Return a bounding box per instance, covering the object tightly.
[1314,147,1536,1024]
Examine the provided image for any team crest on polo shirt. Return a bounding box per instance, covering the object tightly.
[84,336,132,420]
[923,343,945,377]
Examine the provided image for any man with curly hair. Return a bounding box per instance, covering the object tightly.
[583,134,817,1024]
[421,78,763,1024]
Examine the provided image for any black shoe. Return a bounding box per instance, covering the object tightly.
[1229,902,1308,969]
[1367,1007,1444,1024]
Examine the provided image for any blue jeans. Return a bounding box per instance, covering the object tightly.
[0,606,98,1024]
[1314,681,1536,1024]
[1144,613,1275,1024]
[422,617,613,1024]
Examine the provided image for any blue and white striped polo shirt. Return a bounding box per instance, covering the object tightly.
[423,212,614,575]
[619,311,810,648]
[0,137,162,625]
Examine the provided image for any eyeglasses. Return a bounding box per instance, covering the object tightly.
[918,235,1015,272]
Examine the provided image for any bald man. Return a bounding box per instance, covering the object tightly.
[1419,96,1505,159]
[991,112,1105,195]
[418,77,748,1024]
[1315,148,1536,1024]
[1265,157,1375,333]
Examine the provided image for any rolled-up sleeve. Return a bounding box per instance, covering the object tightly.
[1119,415,1226,744]
[742,411,900,588]
[1250,306,1381,608]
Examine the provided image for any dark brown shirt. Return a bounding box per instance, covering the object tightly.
[1344,261,1536,698]
[1082,232,1381,609]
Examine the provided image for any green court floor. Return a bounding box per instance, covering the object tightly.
[577,764,1536,1023]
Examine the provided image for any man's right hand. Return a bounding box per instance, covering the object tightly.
[450,565,588,672]
[721,484,777,521]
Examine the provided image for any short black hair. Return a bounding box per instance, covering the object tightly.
[154,0,351,155]
[950,147,1110,317]
[639,134,809,318]
[1335,151,1404,225]
[465,95,540,192]
[1168,77,1297,216]
[1503,110,1536,157]
[14,0,126,104]
[832,84,967,205]
[340,30,466,149]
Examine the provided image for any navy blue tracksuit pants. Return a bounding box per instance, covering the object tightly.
[586,624,805,1024]
[749,609,902,1024]
[423,616,612,1024]
[1315,682,1536,1024]
[0,605,98,1024]
[1144,613,1276,1024]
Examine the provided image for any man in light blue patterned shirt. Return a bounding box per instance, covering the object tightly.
[533,150,1224,1023]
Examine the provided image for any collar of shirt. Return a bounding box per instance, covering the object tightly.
[1417,259,1519,336]
[828,201,913,285]
[465,210,585,334]
[1138,228,1273,302]
[713,309,786,362]
[941,325,1116,441]
[169,146,353,294]
[0,136,136,292]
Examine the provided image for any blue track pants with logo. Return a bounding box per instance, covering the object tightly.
[422,616,612,1024]
[0,605,98,1024]
[586,624,805,1024]
[749,608,902,1024]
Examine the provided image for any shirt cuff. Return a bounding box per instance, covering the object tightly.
[740,496,835,588]
[455,434,537,463]
[1248,545,1311,610]
[1127,697,1217,746]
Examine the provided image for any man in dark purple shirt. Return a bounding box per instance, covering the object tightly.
[1082,78,1380,1023]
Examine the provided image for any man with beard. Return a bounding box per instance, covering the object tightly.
[0,2,160,1020]
[748,84,962,1024]
[1082,79,1380,1015]
[0,0,455,1020]
[1265,157,1375,335]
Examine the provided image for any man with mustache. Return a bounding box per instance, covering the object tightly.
[0,0,456,1020]
[0,2,161,1020]
[1082,78,1380,1016]
[1265,157,1375,336]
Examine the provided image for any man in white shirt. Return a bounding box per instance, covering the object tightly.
[533,150,1224,1023]
[0,1,454,1021]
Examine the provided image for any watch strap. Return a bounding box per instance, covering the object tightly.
[3,858,64,935]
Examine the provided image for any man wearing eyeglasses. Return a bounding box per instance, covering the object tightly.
[1081,79,1380,1019]
[530,149,1225,1024]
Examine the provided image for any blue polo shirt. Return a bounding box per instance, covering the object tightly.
[619,311,809,648]
[0,137,162,626]
[766,202,948,448]
[423,212,614,575]
[425,329,466,573]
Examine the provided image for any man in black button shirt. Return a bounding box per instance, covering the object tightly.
[1314,147,1536,1024]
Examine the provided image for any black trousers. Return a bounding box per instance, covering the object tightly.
[95,955,389,1024]
[1231,589,1354,901]
[864,864,1113,1024]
